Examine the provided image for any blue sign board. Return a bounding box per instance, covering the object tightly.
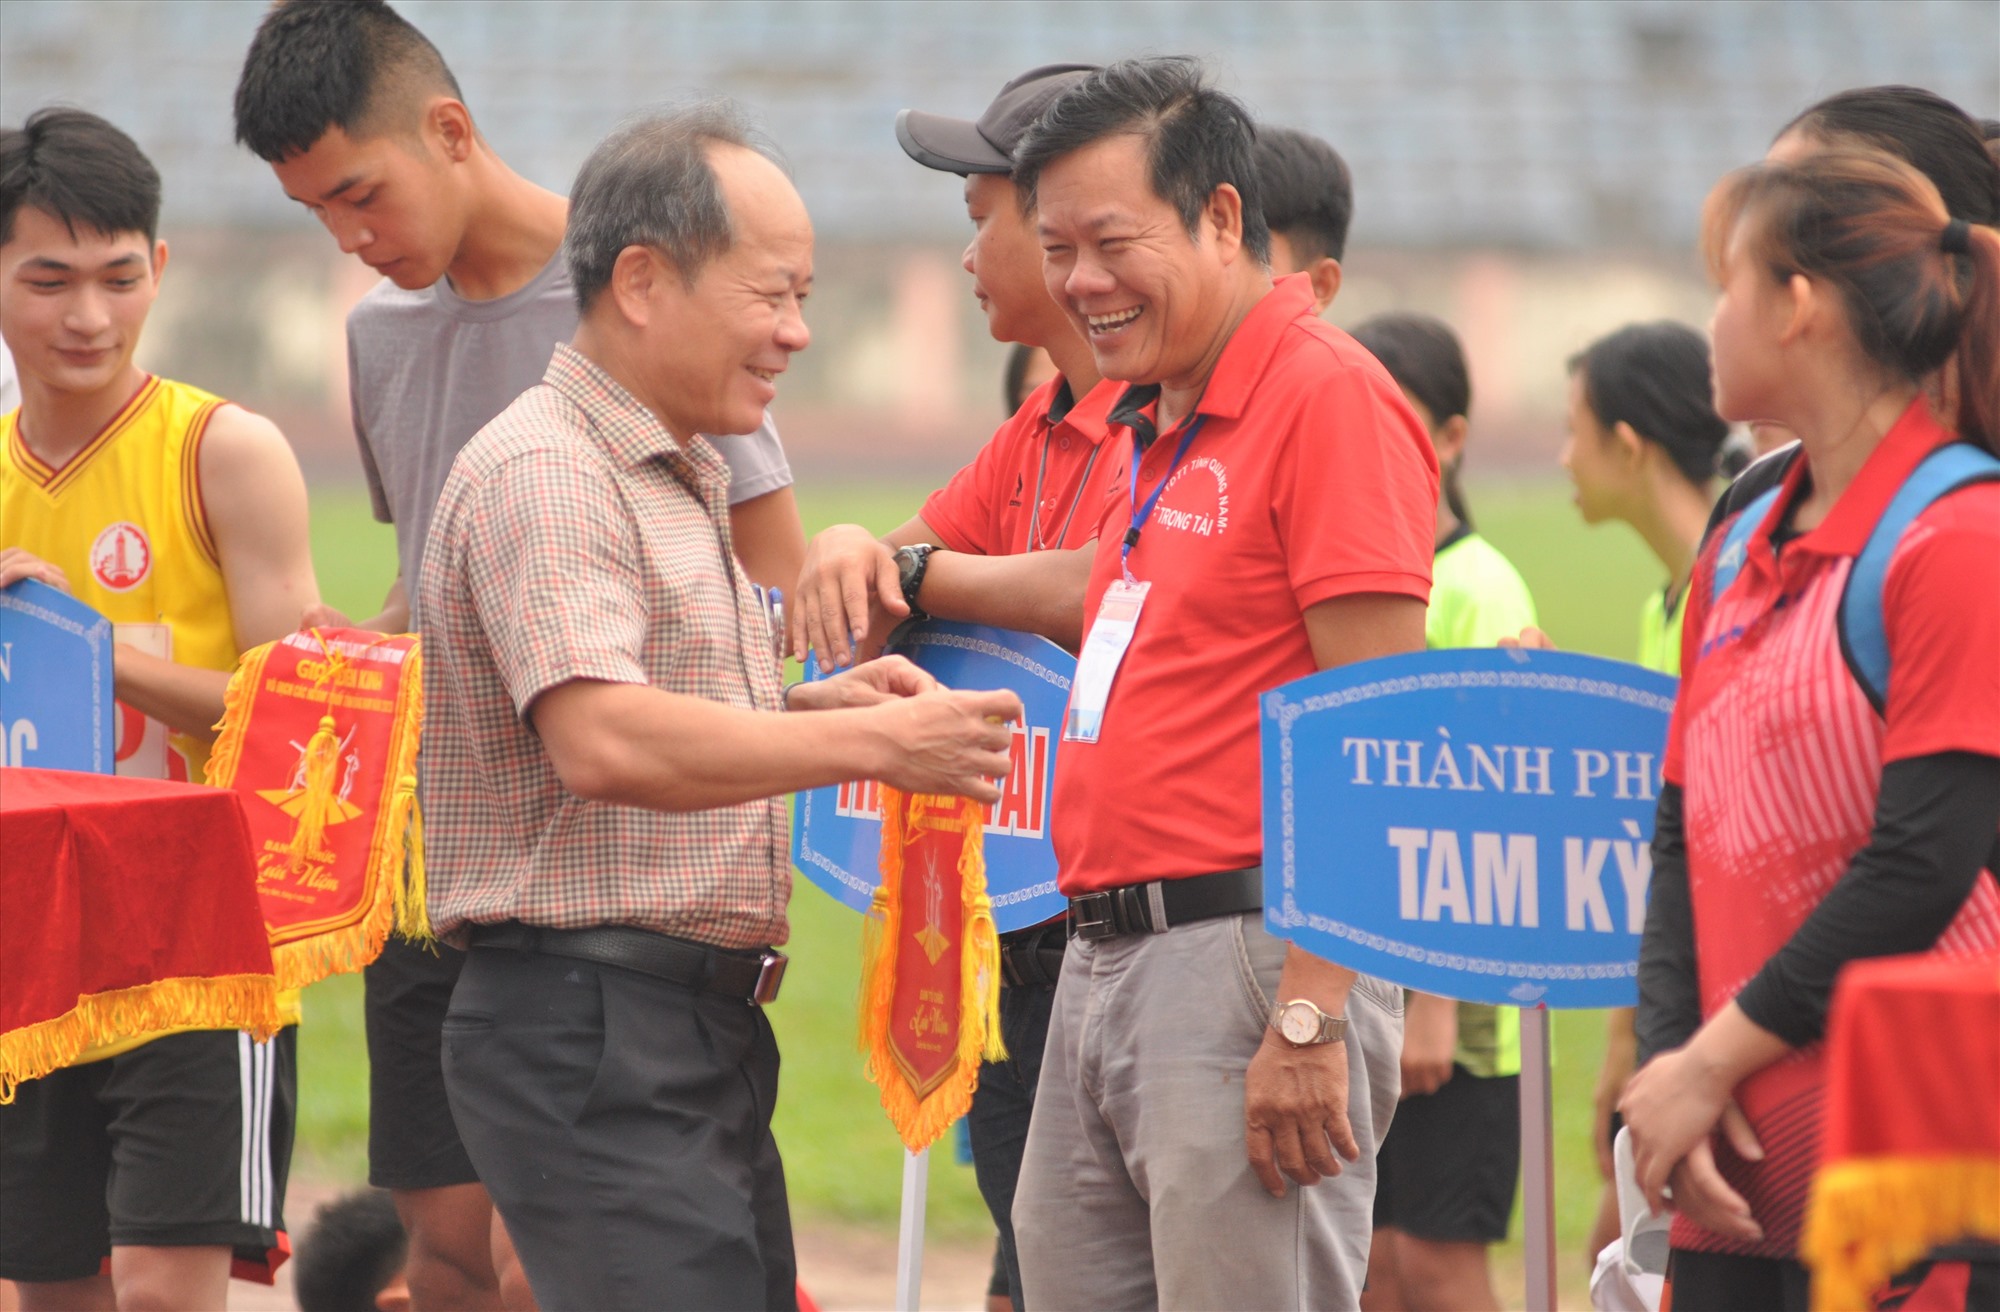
[0,579,116,774]
[1261,648,1675,1009]
[792,620,1072,932]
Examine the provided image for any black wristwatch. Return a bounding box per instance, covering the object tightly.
[894,544,937,621]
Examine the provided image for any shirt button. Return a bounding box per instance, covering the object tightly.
[1060,437,1072,450]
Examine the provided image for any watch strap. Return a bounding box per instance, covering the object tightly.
[896,544,935,621]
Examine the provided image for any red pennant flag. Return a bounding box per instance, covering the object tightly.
[857,787,1005,1152]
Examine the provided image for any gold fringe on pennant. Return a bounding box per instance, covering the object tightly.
[858,788,1005,1153]
[202,637,269,789]
[1802,1153,2000,1311]
[207,630,432,993]
[393,782,434,946]
[0,973,283,1103]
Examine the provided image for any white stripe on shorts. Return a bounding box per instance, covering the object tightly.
[238,1033,254,1226]
[256,1038,274,1229]
[237,1034,276,1229]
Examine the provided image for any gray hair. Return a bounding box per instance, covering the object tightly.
[564,100,783,310]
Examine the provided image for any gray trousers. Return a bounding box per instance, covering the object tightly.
[1013,912,1402,1311]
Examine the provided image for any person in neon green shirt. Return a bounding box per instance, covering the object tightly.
[1560,322,1730,678]
[1558,320,1731,1270]
[1351,314,1534,1312]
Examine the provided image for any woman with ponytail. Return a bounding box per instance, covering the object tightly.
[1720,85,1999,470]
[1349,314,1534,1312]
[1620,150,2000,1310]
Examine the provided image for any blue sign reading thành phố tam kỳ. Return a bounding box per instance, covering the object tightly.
[793,620,1072,933]
[0,579,116,774]
[1261,648,1676,1010]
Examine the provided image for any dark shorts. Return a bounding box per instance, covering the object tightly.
[364,936,479,1190]
[1667,1246,2000,1312]
[1373,1066,1520,1243]
[0,1027,297,1283]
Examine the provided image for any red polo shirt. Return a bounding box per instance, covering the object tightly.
[920,376,1124,555]
[1052,274,1438,895]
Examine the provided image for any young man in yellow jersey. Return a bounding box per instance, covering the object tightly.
[0,108,320,1309]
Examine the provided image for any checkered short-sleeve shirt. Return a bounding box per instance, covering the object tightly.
[417,344,789,949]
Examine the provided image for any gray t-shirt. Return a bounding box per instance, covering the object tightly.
[346,251,793,615]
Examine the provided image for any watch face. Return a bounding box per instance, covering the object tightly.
[1279,1003,1318,1045]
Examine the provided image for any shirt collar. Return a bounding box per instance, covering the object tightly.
[1763,397,1960,559]
[542,342,691,470]
[1103,272,1318,448]
[1054,376,1122,447]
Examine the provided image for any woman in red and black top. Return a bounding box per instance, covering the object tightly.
[1620,150,2000,1310]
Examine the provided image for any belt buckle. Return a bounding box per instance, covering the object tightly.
[1069,892,1117,941]
[752,950,788,1005]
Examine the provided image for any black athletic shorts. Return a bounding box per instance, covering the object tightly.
[1666,1246,2000,1312]
[0,1027,296,1284]
[1373,1066,1520,1243]
[364,936,479,1190]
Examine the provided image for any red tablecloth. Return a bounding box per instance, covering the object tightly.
[0,766,280,1099]
[1803,953,2000,1310]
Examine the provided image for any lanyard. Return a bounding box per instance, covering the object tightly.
[1121,415,1206,582]
[1027,429,1104,553]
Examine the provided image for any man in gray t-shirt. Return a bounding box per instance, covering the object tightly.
[234,6,805,1307]
[349,251,796,625]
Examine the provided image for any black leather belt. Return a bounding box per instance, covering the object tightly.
[998,920,1068,989]
[1067,866,1263,942]
[469,922,787,1005]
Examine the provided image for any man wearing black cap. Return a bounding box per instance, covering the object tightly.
[786,64,1119,1311]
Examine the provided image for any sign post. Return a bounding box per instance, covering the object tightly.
[1520,1006,1557,1310]
[1261,647,1675,1306]
[0,579,116,773]
[794,621,1075,1310]
[895,1147,929,1312]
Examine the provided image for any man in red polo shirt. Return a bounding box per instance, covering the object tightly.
[1006,59,1438,1308]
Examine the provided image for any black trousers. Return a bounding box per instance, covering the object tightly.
[442,943,796,1311]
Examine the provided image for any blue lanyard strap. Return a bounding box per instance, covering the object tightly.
[1122,415,1206,579]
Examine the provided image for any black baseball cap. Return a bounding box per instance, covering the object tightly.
[896,63,1099,175]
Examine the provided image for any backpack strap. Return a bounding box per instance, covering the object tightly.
[1709,485,1781,608]
[1839,442,2000,713]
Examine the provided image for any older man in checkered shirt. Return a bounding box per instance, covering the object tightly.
[417,104,1021,1312]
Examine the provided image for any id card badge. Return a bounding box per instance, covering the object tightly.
[1063,579,1149,744]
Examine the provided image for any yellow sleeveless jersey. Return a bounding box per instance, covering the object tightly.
[2,374,238,782]
[3,375,302,1056]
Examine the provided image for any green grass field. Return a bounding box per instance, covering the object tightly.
[301,475,1666,1281]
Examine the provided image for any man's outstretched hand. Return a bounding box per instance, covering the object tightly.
[787,654,938,711]
[788,524,907,669]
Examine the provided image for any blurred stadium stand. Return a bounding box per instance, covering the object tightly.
[3,0,1994,253]
[3,1,1993,476]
